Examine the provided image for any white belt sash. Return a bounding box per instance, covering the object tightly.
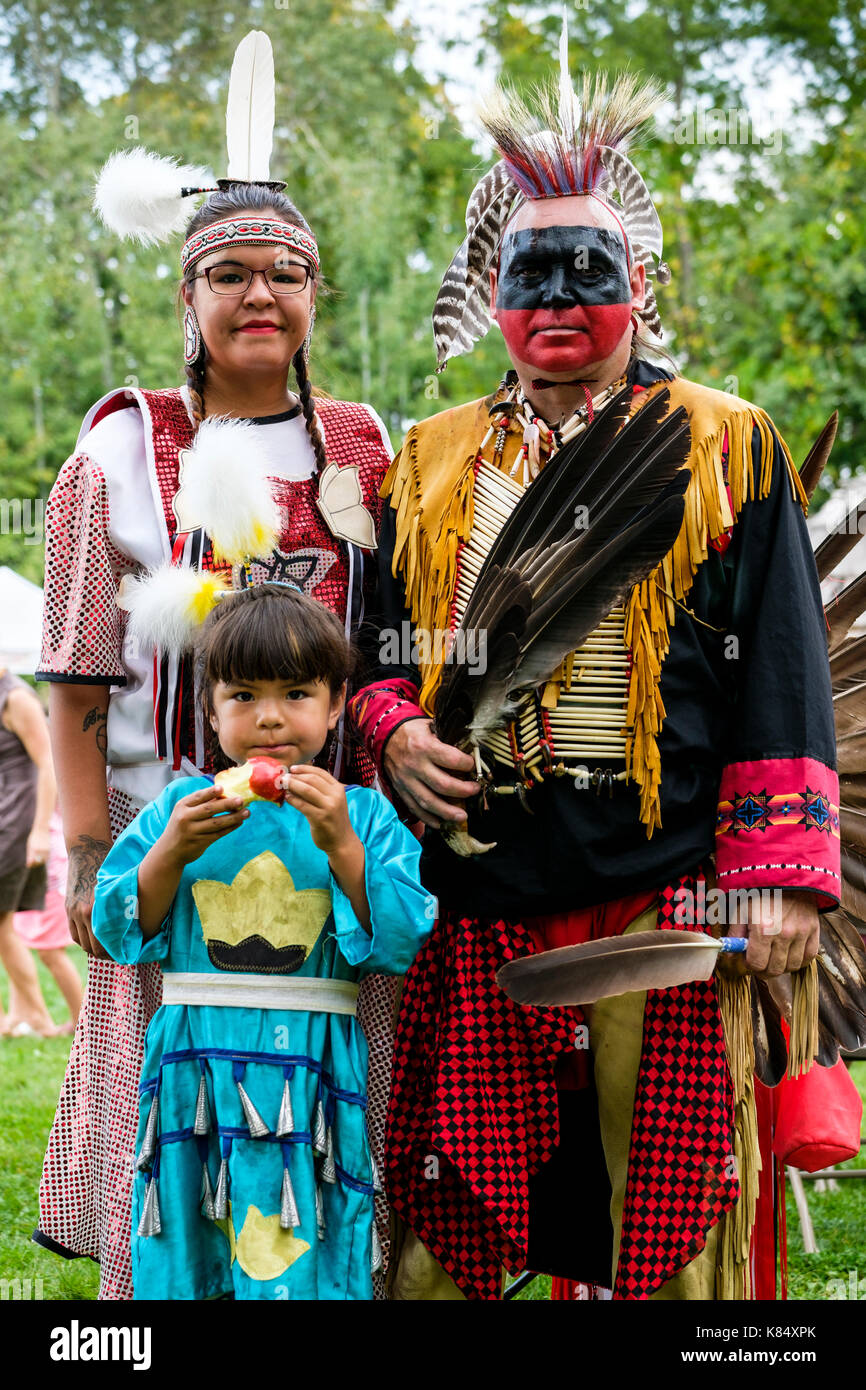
[161,972,359,1016]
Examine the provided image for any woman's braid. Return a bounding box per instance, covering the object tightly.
[294,348,327,474]
[184,353,206,433]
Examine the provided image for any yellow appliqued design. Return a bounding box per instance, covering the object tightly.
[193,851,332,973]
[216,1202,311,1280]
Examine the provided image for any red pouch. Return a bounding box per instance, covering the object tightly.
[772,1057,863,1172]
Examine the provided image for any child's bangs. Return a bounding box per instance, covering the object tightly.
[201,587,352,695]
[208,604,314,687]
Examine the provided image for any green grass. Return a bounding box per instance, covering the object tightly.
[1,955,863,1303]
[785,1060,866,1300]
[0,950,99,1300]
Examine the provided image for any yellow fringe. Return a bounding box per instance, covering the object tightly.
[715,972,761,1301]
[382,430,480,714]
[788,959,819,1078]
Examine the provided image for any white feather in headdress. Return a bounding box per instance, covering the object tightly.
[225,30,275,181]
[93,148,213,246]
[117,566,232,653]
[173,416,281,564]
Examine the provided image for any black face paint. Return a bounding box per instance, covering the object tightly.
[496,226,631,310]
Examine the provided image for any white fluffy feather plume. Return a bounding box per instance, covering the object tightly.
[93,148,213,246]
[225,30,275,181]
[173,416,282,563]
[117,565,228,652]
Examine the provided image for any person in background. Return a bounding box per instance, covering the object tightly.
[0,668,58,1037]
[13,809,82,1035]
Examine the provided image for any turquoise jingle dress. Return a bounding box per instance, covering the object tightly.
[92,777,434,1301]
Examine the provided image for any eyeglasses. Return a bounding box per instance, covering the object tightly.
[190,261,314,295]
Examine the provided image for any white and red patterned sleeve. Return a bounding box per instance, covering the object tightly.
[36,452,130,685]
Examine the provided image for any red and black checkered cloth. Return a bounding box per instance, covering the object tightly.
[385,877,739,1299]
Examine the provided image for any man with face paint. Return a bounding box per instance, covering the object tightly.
[350,56,839,1302]
[492,205,640,383]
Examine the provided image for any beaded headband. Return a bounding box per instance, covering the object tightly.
[181,218,320,275]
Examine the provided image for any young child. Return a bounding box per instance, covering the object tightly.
[92,584,435,1300]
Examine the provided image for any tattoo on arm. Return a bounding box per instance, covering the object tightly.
[82,706,108,759]
[67,835,111,903]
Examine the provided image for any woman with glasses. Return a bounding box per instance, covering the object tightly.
[35,178,394,1300]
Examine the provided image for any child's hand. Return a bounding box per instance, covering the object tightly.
[281,765,353,857]
[161,786,249,867]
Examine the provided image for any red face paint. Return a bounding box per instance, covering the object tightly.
[495,224,633,372]
[495,303,633,372]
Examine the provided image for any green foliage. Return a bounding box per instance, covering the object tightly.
[0,0,864,588]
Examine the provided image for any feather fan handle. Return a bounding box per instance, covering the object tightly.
[225,30,275,182]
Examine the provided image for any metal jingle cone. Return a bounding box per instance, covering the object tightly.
[315,1184,326,1241]
[370,1150,384,1197]
[280,1165,301,1231]
[320,1126,337,1185]
[200,1163,216,1221]
[311,1099,327,1156]
[214,1157,230,1220]
[276,1079,295,1138]
[136,1093,159,1171]
[138,1176,162,1237]
[194,1073,210,1136]
[237,1081,270,1138]
[370,1221,383,1274]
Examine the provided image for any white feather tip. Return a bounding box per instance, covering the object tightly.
[117,565,229,653]
[93,149,213,246]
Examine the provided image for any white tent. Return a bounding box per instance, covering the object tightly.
[0,566,44,675]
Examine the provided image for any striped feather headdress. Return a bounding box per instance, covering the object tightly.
[433,15,670,369]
